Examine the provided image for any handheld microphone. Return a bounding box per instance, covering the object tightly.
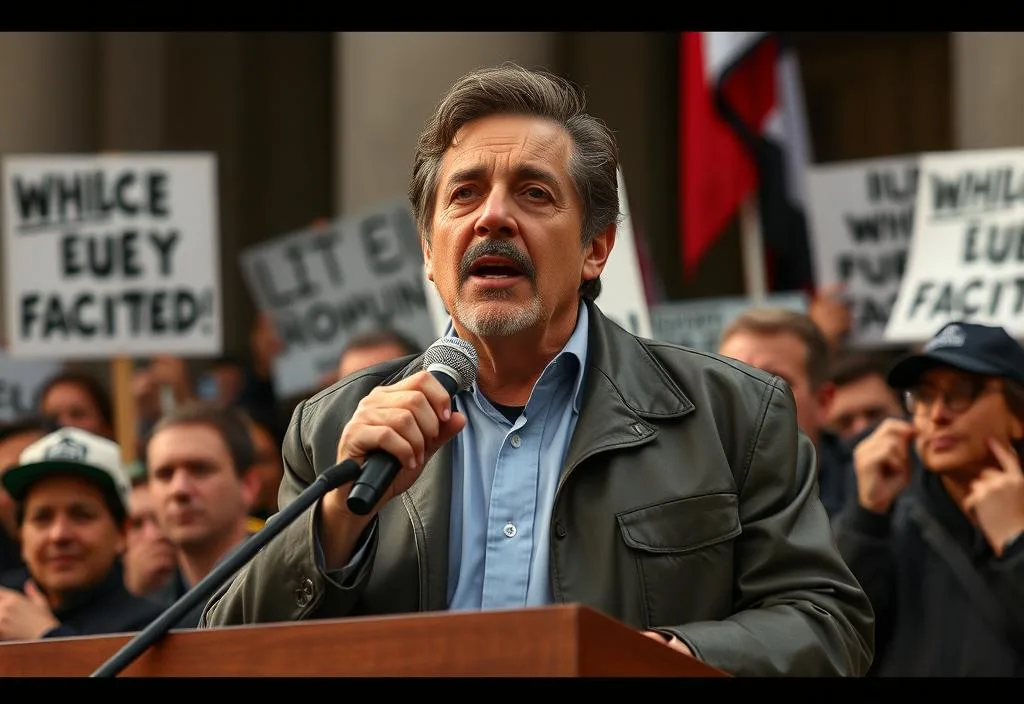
[346,336,479,515]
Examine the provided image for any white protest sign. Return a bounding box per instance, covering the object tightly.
[600,168,653,337]
[240,200,436,398]
[0,349,62,421]
[806,154,919,348]
[2,153,221,359]
[885,148,1024,343]
[422,167,653,338]
[650,292,809,353]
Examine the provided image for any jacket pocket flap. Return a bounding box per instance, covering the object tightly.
[616,492,741,554]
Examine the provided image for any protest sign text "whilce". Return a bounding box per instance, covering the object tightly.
[2,154,221,359]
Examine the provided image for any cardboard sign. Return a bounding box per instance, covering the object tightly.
[240,200,436,397]
[651,292,809,353]
[885,148,1024,343]
[2,153,221,359]
[597,169,653,337]
[0,349,62,421]
[806,155,919,347]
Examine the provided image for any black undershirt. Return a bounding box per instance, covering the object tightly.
[491,402,525,423]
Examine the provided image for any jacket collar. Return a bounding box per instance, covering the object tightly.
[440,301,592,415]
[404,441,453,611]
[391,299,696,609]
[562,300,694,472]
[580,299,694,418]
[49,559,128,619]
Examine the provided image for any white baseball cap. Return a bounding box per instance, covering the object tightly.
[2,427,131,513]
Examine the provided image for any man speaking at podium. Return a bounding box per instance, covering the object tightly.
[201,63,874,677]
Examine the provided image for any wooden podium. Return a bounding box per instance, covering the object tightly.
[0,604,726,677]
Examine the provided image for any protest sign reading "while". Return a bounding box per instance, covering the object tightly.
[2,153,221,359]
[885,148,1024,343]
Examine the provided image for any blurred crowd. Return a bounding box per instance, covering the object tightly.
[0,315,420,638]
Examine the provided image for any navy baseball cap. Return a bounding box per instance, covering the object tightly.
[887,321,1024,390]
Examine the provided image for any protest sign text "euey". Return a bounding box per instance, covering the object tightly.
[2,154,222,359]
[886,149,1024,342]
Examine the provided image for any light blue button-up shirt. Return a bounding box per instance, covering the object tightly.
[445,302,589,610]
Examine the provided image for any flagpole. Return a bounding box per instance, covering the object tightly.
[739,193,768,304]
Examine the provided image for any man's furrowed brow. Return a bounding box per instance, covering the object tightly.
[514,164,561,191]
[445,166,487,190]
[444,164,562,191]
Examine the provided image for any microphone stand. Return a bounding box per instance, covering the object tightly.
[90,458,362,678]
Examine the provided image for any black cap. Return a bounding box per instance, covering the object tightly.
[887,321,1024,390]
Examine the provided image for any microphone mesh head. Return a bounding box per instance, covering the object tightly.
[422,337,479,392]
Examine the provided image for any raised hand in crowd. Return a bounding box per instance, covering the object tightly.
[132,356,195,422]
[249,312,283,384]
[808,283,853,352]
[852,416,915,514]
[964,438,1024,556]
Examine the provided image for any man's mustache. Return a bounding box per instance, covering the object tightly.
[458,240,536,283]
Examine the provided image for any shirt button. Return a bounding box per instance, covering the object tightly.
[510,434,521,448]
[503,521,517,538]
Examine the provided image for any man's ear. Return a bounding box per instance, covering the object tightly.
[241,467,261,512]
[581,223,616,285]
[113,521,128,556]
[421,235,434,283]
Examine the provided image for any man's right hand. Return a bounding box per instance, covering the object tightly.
[853,417,915,514]
[318,370,467,570]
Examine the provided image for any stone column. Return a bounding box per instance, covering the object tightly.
[0,32,98,345]
[333,32,559,215]
[952,32,1024,148]
[96,32,165,150]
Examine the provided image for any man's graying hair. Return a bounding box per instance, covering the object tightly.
[409,62,621,301]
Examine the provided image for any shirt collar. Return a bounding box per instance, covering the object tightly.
[441,300,590,413]
[562,301,590,413]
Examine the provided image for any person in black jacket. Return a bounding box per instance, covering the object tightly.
[0,427,163,640]
[834,321,1024,676]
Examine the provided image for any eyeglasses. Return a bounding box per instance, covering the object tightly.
[902,378,1000,416]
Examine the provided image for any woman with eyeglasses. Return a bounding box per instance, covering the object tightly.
[834,320,1024,677]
